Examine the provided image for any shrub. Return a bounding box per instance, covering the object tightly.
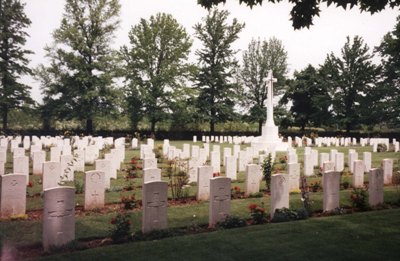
[125,157,142,179]
[248,192,264,198]
[74,180,84,194]
[248,203,267,224]
[166,159,190,201]
[121,194,136,210]
[110,212,131,243]
[377,143,387,152]
[271,208,308,223]
[350,187,369,210]
[231,186,243,199]
[216,215,246,229]
[309,181,322,192]
[261,154,273,191]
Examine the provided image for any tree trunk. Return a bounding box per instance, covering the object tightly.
[2,105,8,132]
[151,120,156,133]
[210,121,215,135]
[86,118,93,134]
[258,119,263,135]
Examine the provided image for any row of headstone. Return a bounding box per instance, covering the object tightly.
[323,168,385,211]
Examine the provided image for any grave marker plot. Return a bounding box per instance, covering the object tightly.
[197,166,213,201]
[95,159,111,189]
[245,164,261,196]
[43,162,61,190]
[0,174,26,218]
[143,168,162,183]
[43,186,75,252]
[209,177,231,227]
[270,174,289,218]
[369,168,384,206]
[382,159,393,185]
[142,181,168,233]
[84,170,105,210]
[323,171,341,212]
[352,160,365,188]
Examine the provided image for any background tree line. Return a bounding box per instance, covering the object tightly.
[1,0,399,135]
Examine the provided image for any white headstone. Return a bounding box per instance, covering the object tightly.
[382,159,393,185]
[335,153,344,172]
[32,151,46,175]
[363,152,371,172]
[143,158,157,170]
[95,159,111,189]
[143,168,162,183]
[319,153,330,168]
[43,162,61,190]
[211,151,220,173]
[270,174,289,218]
[84,170,105,210]
[323,171,340,212]
[142,181,168,233]
[50,147,61,162]
[73,149,85,172]
[288,163,300,192]
[43,186,75,252]
[352,160,365,188]
[225,156,237,180]
[368,168,384,206]
[322,161,335,174]
[60,155,74,181]
[304,153,313,176]
[188,157,200,183]
[197,165,213,201]
[0,174,26,218]
[348,152,358,173]
[245,164,261,196]
[209,177,231,227]
[13,155,29,185]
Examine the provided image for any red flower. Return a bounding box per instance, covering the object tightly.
[248,203,257,210]
[213,172,220,177]
[256,207,265,213]
[234,186,240,191]
[27,182,33,187]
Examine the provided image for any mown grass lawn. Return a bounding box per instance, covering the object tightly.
[35,208,400,261]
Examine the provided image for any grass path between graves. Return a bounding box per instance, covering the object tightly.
[35,208,400,261]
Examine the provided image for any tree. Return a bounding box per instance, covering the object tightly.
[376,15,400,127]
[281,65,330,130]
[36,0,121,133]
[320,36,379,132]
[194,8,245,133]
[198,0,400,29]
[0,0,33,131]
[238,37,288,133]
[121,13,193,132]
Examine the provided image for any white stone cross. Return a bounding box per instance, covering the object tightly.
[265,70,277,127]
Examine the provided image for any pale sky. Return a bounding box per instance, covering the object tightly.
[21,0,399,103]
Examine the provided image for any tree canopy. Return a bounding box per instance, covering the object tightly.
[0,0,33,131]
[281,65,330,130]
[36,0,121,133]
[198,0,400,29]
[121,13,193,132]
[320,36,380,132]
[376,15,400,128]
[194,8,245,133]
